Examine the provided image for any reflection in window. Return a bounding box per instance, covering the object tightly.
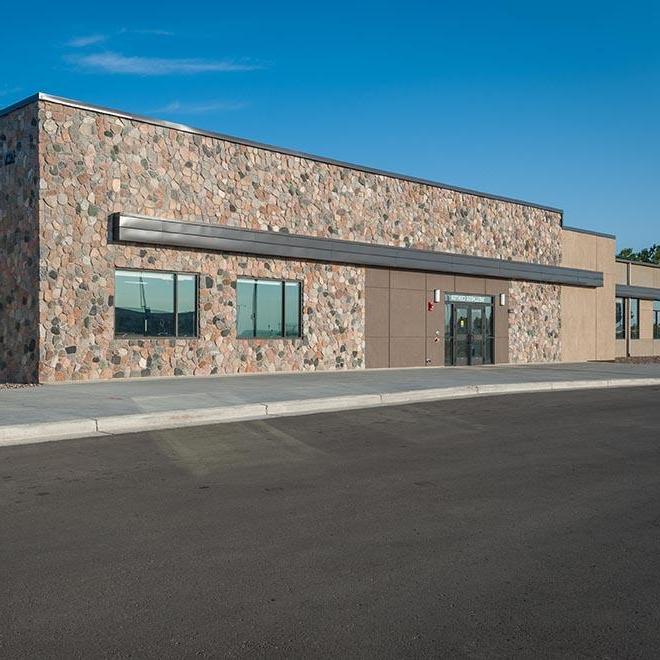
[256,280,283,338]
[236,278,301,339]
[630,298,640,340]
[615,298,625,340]
[654,302,660,340]
[284,282,301,337]
[444,303,453,366]
[177,274,197,337]
[115,270,197,338]
[484,305,494,364]
[236,279,256,339]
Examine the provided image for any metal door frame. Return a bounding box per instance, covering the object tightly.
[445,298,495,366]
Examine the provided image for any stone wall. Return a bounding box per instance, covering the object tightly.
[508,281,561,363]
[0,104,40,383]
[36,99,563,381]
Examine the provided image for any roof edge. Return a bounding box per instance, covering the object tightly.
[616,258,660,270]
[1,91,564,216]
[563,225,616,240]
[0,93,40,119]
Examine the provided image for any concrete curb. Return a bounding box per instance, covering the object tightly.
[0,419,99,446]
[1,378,659,447]
[96,403,269,435]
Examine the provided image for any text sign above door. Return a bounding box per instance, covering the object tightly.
[445,293,494,305]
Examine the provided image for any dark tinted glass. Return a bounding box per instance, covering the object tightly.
[115,270,175,337]
[177,274,197,337]
[615,298,625,340]
[236,279,256,338]
[455,307,469,336]
[484,336,493,365]
[444,304,453,366]
[255,280,283,338]
[630,299,640,340]
[471,307,483,334]
[484,305,493,337]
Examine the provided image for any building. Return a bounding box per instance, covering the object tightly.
[1,93,659,383]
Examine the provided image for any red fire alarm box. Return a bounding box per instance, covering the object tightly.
[427,301,434,311]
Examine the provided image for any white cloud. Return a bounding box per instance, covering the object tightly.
[154,100,247,114]
[121,28,174,37]
[67,34,107,48]
[69,51,262,75]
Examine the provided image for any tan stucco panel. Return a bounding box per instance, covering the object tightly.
[630,264,656,288]
[615,261,628,285]
[560,230,616,362]
[561,286,597,361]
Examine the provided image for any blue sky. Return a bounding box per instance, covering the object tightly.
[2,0,658,250]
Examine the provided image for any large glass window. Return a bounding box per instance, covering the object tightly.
[236,278,301,339]
[115,270,197,338]
[615,297,625,340]
[654,302,660,340]
[630,298,640,340]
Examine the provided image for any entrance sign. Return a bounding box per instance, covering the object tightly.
[445,293,493,305]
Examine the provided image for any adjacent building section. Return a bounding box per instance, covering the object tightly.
[560,227,617,363]
[615,260,660,359]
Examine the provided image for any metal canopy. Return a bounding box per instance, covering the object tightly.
[616,284,660,301]
[112,213,604,288]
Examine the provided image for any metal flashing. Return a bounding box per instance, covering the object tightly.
[113,213,604,288]
[563,225,617,240]
[616,284,660,301]
[0,93,40,119]
[616,258,660,271]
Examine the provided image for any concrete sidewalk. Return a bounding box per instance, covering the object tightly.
[2,362,660,445]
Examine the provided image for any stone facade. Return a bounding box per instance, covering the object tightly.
[1,96,565,382]
[0,104,40,383]
[508,281,561,364]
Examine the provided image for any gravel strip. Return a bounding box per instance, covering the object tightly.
[0,383,41,390]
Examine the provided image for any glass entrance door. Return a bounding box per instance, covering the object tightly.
[454,305,470,366]
[470,306,484,366]
[444,294,495,366]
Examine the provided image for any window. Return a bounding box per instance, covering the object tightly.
[615,298,625,340]
[115,269,197,338]
[236,278,301,339]
[654,302,660,340]
[630,298,640,340]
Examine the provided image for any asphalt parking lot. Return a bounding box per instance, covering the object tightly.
[2,387,660,658]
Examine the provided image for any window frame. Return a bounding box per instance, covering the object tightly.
[654,302,660,340]
[114,267,199,339]
[236,276,303,340]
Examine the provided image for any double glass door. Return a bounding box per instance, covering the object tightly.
[445,298,494,366]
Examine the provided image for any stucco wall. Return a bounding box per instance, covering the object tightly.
[36,100,564,381]
[0,104,40,383]
[560,230,616,362]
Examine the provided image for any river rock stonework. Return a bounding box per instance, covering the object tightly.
[508,281,561,364]
[0,104,40,383]
[4,97,563,382]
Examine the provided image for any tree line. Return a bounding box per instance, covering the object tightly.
[617,244,660,265]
